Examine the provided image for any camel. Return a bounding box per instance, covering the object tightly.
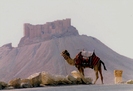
[61,50,107,84]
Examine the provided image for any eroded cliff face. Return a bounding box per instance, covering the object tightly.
[18,19,79,47]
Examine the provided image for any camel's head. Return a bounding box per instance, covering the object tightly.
[61,50,70,60]
[61,50,75,66]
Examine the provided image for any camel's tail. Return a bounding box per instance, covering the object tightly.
[100,60,107,71]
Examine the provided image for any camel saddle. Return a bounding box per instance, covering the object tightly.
[75,51,100,68]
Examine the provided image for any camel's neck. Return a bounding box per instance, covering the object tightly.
[66,57,75,66]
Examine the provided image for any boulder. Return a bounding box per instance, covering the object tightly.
[20,79,32,88]
[126,80,133,84]
[66,75,82,84]
[8,78,21,88]
[54,75,71,85]
[28,73,42,87]
[0,81,8,90]
[71,70,93,84]
[40,72,56,85]
[27,72,55,87]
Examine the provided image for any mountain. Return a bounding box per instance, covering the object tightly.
[0,19,133,84]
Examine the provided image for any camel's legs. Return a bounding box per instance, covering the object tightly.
[94,66,99,84]
[78,67,84,76]
[98,66,104,84]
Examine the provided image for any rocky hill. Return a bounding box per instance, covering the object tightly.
[0,19,133,84]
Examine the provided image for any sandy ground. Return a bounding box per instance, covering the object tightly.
[4,84,133,91]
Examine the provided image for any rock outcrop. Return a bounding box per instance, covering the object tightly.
[2,43,13,49]
[18,18,79,47]
[0,43,13,60]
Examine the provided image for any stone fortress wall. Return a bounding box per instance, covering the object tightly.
[24,19,71,39]
[18,19,79,47]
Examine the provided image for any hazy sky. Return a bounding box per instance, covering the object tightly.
[0,0,133,58]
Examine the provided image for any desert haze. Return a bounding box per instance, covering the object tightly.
[0,19,133,90]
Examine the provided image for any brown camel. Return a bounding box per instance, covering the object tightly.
[61,50,107,84]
